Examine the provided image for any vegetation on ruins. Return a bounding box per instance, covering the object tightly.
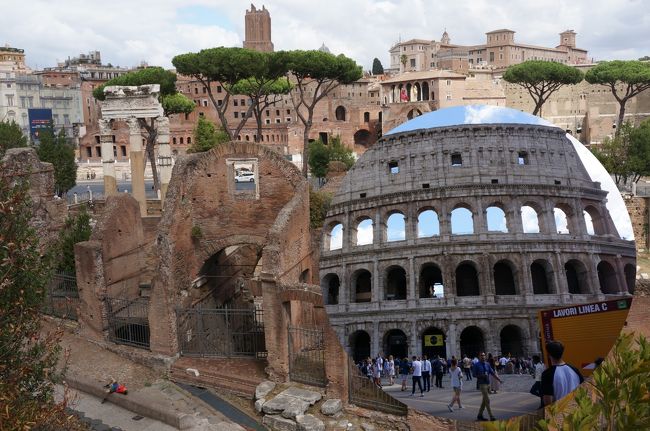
[92,66,195,194]
[0,173,82,430]
[286,50,362,176]
[0,119,28,158]
[54,208,92,276]
[585,60,650,135]
[36,125,77,196]
[187,116,229,153]
[309,187,333,229]
[372,58,384,75]
[400,54,408,69]
[502,60,584,116]
[308,136,356,179]
[591,120,650,187]
[172,47,269,142]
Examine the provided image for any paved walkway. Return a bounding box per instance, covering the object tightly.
[381,373,542,422]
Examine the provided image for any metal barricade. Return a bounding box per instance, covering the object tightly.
[288,326,328,387]
[348,358,408,416]
[43,271,79,320]
[106,296,150,349]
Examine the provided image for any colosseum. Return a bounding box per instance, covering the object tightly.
[319,105,636,363]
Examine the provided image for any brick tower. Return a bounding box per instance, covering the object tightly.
[243,4,274,52]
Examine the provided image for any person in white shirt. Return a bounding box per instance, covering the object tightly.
[541,341,583,407]
[387,355,395,386]
[447,358,464,411]
[410,356,424,397]
[421,355,432,392]
[529,355,545,408]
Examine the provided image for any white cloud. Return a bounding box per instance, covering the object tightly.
[356,219,373,245]
[553,208,570,234]
[521,206,540,233]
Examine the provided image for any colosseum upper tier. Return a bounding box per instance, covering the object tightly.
[319,106,636,362]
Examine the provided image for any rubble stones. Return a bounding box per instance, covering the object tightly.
[255,398,265,413]
[262,414,298,431]
[278,387,322,405]
[280,398,310,419]
[320,399,343,416]
[263,394,297,415]
[295,414,325,431]
[255,380,276,400]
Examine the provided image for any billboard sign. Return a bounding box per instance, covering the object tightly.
[28,108,52,139]
[538,297,632,376]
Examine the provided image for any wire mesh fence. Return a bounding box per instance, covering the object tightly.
[42,271,79,320]
[288,325,328,387]
[106,296,150,349]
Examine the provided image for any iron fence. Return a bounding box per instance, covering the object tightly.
[348,358,408,416]
[176,306,266,358]
[288,326,328,387]
[42,271,79,320]
[106,296,150,349]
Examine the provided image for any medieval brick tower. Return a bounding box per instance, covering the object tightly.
[243,4,274,52]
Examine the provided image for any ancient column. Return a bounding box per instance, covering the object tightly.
[99,119,117,196]
[156,116,172,205]
[127,117,146,217]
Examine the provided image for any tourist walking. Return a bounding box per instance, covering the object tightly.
[433,355,445,388]
[447,358,464,411]
[473,352,501,421]
[421,355,432,392]
[529,355,545,408]
[541,341,584,407]
[462,355,473,381]
[387,355,396,386]
[488,355,500,394]
[410,356,424,397]
[400,356,410,391]
[373,358,382,388]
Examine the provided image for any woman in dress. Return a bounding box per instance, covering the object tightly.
[489,355,500,394]
[447,358,463,411]
[387,355,395,386]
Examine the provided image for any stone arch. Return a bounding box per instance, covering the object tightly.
[406,83,412,101]
[418,208,440,238]
[500,324,524,357]
[407,108,422,120]
[383,329,409,359]
[597,260,618,294]
[419,263,444,298]
[451,205,474,235]
[421,326,446,359]
[335,106,346,121]
[386,211,406,242]
[422,82,430,101]
[486,205,508,233]
[325,222,343,251]
[494,259,517,295]
[384,265,407,300]
[624,263,636,294]
[351,268,372,303]
[565,259,589,294]
[521,204,540,233]
[553,204,572,234]
[355,217,374,246]
[349,330,371,362]
[321,273,340,305]
[414,82,421,101]
[531,259,554,294]
[456,261,480,296]
[584,205,606,235]
[354,129,372,149]
[459,325,485,358]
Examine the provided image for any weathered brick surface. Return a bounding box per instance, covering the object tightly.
[624,195,647,250]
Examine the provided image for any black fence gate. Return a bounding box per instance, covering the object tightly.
[348,358,407,416]
[288,326,327,387]
[43,271,79,320]
[176,306,266,358]
[106,297,150,349]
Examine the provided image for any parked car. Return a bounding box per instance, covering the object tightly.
[235,171,255,182]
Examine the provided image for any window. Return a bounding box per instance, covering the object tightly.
[388,161,399,174]
[187,137,191,144]
[410,59,416,67]
[96,147,102,157]
[234,112,239,118]
[234,99,238,107]
[179,137,184,144]
[275,118,281,124]
[202,87,207,94]
[490,52,495,62]
[276,109,280,116]
[518,151,529,165]
[202,100,208,107]
[451,153,462,166]
[194,87,198,94]
[120,146,127,157]
[446,80,451,86]
[364,112,370,122]
[5,95,14,106]
[86,147,92,157]
[446,94,452,100]
[217,86,222,93]
[64,114,70,125]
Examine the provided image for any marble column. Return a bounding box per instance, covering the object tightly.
[156,116,172,205]
[127,118,146,217]
[99,119,117,196]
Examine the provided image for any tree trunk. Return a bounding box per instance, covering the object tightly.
[302,122,311,177]
[146,137,160,193]
[616,101,626,136]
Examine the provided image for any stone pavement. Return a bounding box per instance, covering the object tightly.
[381,373,542,423]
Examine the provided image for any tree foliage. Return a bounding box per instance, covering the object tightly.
[55,209,92,275]
[287,50,362,176]
[36,125,77,196]
[591,120,650,187]
[585,60,650,134]
[187,116,229,153]
[92,66,195,194]
[309,187,333,229]
[308,136,355,179]
[502,60,584,116]
[0,119,28,158]
[372,58,384,75]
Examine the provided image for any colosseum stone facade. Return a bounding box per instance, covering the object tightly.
[319,105,636,363]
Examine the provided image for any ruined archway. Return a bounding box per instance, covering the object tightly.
[531,259,554,294]
[565,259,590,294]
[383,329,408,359]
[456,261,480,296]
[335,106,346,121]
[500,325,524,357]
[354,129,372,149]
[385,265,407,300]
[421,327,446,359]
[419,263,444,298]
[460,326,485,358]
[321,273,340,305]
[352,269,372,303]
[350,330,371,362]
[494,260,516,295]
[597,260,618,294]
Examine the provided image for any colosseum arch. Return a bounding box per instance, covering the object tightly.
[597,260,619,294]
[459,325,486,358]
[354,129,372,150]
[351,268,372,303]
[521,204,541,234]
[419,262,444,298]
[584,205,606,235]
[325,221,344,251]
[421,326,446,359]
[354,217,374,246]
[565,259,590,294]
[486,205,508,233]
[321,273,340,305]
[385,211,406,242]
[384,265,407,300]
[494,259,517,295]
[531,259,555,294]
[349,330,371,362]
[553,203,573,234]
[451,205,474,235]
[418,208,440,237]
[456,260,480,296]
[383,328,409,359]
[499,324,525,357]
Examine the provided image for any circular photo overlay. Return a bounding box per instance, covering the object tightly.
[319,105,635,422]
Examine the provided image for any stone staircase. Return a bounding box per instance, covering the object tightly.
[169,357,267,399]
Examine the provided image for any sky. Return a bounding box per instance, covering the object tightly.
[1,0,648,72]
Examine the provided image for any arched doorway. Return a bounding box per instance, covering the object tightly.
[350,330,371,362]
[460,326,485,358]
[385,266,407,300]
[500,325,524,357]
[352,269,372,302]
[419,263,444,298]
[565,260,589,294]
[597,261,618,294]
[421,327,446,359]
[407,108,422,120]
[531,259,553,294]
[335,106,346,121]
[354,129,372,149]
[422,82,430,101]
[494,261,516,295]
[383,329,408,359]
[321,273,340,305]
[456,262,480,296]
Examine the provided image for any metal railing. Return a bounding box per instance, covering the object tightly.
[348,358,408,416]
[106,296,150,349]
[176,305,266,358]
[288,326,328,387]
[42,271,79,320]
